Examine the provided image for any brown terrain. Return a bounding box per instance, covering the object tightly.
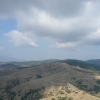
[0,62,100,100]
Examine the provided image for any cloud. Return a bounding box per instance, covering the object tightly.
[4,30,38,47]
[1,0,100,48]
[0,0,85,18]
[85,28,100,46]
[52,42,77,48]
[0,46,4,51]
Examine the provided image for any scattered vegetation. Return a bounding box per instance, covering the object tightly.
[51,98,56,100]
[75,79,100,95]
[21,88,42,100]
[59,59,100,70]
[96,79,100,85]
[65,87,71,93]
[58,97,73,100]
[36,74,42,78]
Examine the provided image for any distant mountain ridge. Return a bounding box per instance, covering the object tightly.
[0,56,23,62]
[0,58,100,71]
[85,59,100,66]
[59,59,100,70]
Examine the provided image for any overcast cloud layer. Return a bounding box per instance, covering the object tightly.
[1,0,100,49]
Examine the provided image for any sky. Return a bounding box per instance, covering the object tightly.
[0,0,100,61]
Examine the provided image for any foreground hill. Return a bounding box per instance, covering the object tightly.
[0,62,100,100]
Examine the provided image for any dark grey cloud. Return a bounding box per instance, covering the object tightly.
[43,0,86,18]
[0,0,88,18]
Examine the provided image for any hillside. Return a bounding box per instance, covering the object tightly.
[59,59,100,70]
[0,62,100,100]
[85,59,100,66]
[1,59,100,71]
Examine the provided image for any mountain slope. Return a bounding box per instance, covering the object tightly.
[0,62,100,100]
[59,59,100,70]
[85,59,100,66]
